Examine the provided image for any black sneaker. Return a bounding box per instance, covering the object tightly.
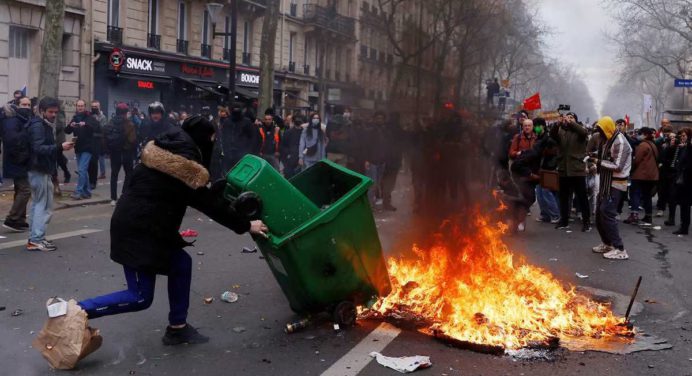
[554,223,570,230]
[582,223,592,232]
[3,221,28,232]
[639,216,653,226]
[162,324,209,346]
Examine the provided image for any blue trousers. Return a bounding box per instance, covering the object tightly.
[596,189,625,250]
[75,152,92,197]
[78,249,192,326]
[536,185,560,221]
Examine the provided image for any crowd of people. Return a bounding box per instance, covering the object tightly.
[489,109,692,261]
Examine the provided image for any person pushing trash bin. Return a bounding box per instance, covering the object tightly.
[34,116,268,368]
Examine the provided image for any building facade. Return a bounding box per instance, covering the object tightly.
[1,0,424,117]
[0,0,92,112]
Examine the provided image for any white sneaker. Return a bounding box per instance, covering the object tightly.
[655,210,664,217]
[603,248,629,260]
[110,200,117,207]
[517,222,526,232]
[592,243,614,253]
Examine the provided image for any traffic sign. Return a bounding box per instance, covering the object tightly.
[674,79,692,87]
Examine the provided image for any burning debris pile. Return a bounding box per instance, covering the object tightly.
[362,215,634,352]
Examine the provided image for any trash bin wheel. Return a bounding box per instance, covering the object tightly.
[332,301,357,327]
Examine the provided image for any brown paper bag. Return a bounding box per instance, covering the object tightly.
[32,299,102,370]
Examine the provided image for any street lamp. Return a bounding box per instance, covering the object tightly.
[206,1,237,105]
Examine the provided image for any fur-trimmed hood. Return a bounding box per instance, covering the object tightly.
[141,141,210,189]
[2,103,16,117]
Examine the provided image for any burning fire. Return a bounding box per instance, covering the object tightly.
[368,214,633,350]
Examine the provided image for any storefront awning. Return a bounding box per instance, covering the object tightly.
[235,86,259,99]
[173,76,224,97]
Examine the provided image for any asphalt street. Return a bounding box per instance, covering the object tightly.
[1,173,691,376]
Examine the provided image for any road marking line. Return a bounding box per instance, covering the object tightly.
[0,229,103,250]
[321,322,401,376]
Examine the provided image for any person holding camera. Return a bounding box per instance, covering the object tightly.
[550,111,591,232]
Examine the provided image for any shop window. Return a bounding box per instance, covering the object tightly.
[9,26,30,59]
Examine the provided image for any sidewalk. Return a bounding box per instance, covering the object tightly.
[0,177,113,219]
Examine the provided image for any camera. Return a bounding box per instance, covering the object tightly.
[557,104,571,112]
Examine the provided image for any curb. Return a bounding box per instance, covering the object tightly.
[55,198,112,210]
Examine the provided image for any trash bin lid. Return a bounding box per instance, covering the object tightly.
[227,156,263,190]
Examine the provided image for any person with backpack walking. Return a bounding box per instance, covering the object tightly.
[27,97,75,251]
[104,103,137,206]
[1,96,34,232]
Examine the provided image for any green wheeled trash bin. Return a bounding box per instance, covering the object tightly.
[224,155,391,326]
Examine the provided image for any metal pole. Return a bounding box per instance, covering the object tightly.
[229,0,237,105]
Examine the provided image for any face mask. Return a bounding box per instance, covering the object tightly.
[311,119,320,126]
[91,107,100,115]
[16,107,33,119]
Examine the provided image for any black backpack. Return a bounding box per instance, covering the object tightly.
[7,117,32,166]
[104,118,124,152]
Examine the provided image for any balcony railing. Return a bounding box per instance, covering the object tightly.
[223,48,232,61]
[147,33,161,50]
[201,43,212,58]
[177,39,188,54]
[242,52,251,65]
[107,26,122,45]
[288,61,296,72]
[303,4,355,38]
[303,64,310,75]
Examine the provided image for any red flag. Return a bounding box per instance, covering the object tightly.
[523,93,542,111]
[625,115,630,127]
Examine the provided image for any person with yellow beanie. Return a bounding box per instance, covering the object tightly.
[590,116,632,260]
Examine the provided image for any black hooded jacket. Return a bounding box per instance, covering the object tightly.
[110,127,250,274]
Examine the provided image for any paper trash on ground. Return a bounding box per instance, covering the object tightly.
[369,352,431,373]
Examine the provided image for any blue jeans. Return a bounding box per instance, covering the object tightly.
[596,189,625,250]
[99,155,106,176]
[28,171,54,242]
[75,152,92,197]
[535,185,560,221]
[78,249,192,326]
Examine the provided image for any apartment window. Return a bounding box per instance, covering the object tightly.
[108,0,120,26]
[148,0,159,34]
[243,21,251,53]
[224,16,231,49]
[62,34,74,66]
[202,10,211,45]
[289,32,296,63]
[303,37,308,65]
[9,27,29,59]
[177,1,187,40]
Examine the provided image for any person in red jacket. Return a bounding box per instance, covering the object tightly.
[625,127,659,225]
[509,119,537,160]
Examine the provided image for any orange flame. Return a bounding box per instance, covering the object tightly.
[370,214,632,350]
